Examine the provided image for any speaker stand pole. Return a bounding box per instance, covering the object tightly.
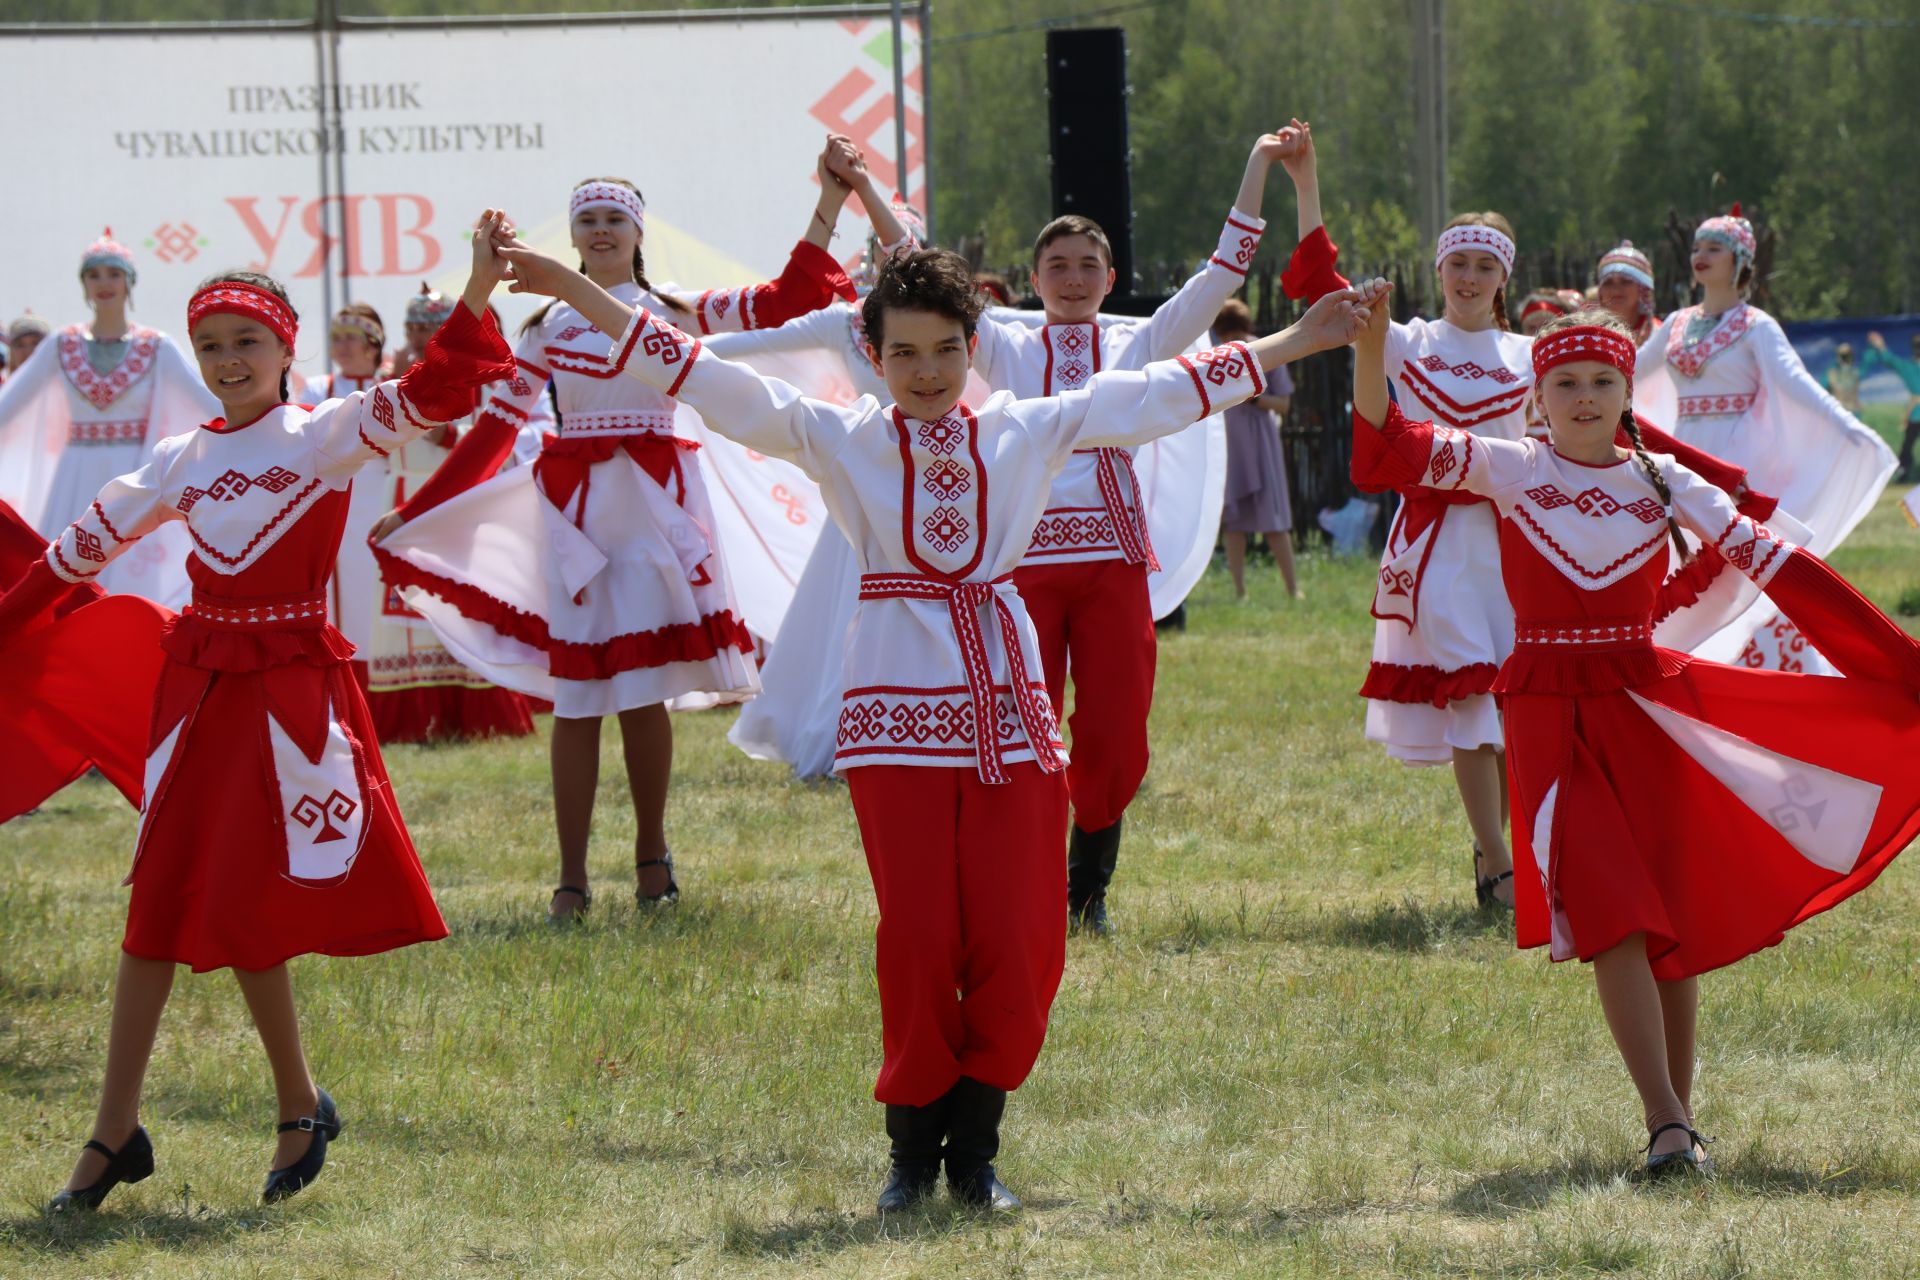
[890,0,911,209]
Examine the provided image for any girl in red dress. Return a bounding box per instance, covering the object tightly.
[1349,285,1920,1175]
[0,212,516,1210]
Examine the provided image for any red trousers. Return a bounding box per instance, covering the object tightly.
[846,763,1069,1106]
[1014,558,1156,832]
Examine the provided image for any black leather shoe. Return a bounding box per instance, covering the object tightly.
[47,1125,154,1213]
[944,1077,1020,1211]
[637,852,680,906]
[1641,1122,1714,1178]
[262,1087,345,1203]
[877,1092,951,1213]
[1067,819,1122,936]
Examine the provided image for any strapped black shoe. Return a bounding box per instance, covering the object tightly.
[944,1077,1021,1211]
[876,1091,952,1214]
[1067,819,1122,936]
[636,852,680,906]
[1473,843,1514,910]
[47,1125,154,1213]
[1641,1122,1715,1178]
[547,884,591,923]
[263,1087,345,1203]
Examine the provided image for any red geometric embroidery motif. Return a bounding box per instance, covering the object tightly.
[58,328,160,410]
[1028,512,1116,550]
[73,529,107,562]
[921,459,972,502]
[1415,354,1520,385]
[1677,392,1757,418]
[1056,358,1090,388]
[917,416,961,456]
[836,695,1021,749]
[1525,484,1573,510]
[370,388,395,431]
[1666,305,1754,379]
[507,375,533,397]
[922,506,970,553]
[176,466,302,514]
[1054,327,1089,357]
[1194,344,1252,388]
[555,325,595,342]
[1431,441,1459,485]
[1572,487,1623,518]
[1623,497,1666,525]
[640,314,692,366]
[1379,565,1415,597]
[290,790,357,843]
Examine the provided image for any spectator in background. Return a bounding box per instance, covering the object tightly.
[1823,341,1862,412]
[1595,240,1659,343]
[1212,299,1299,598]
[974,271,1014,307]
[7,313,50,374]
[1516,288,1574,336]
[1864,331,1920,481]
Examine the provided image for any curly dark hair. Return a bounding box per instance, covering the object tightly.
[861,248,985,348]
[195,270,298,402]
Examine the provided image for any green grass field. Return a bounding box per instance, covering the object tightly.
[2,470,1917,1277]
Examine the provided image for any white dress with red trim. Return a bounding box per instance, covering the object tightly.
[0,324,219,605]
[1634,304,1897,673]
[308,371,386,655]
[373,285,763,718]
[1364,402,1920,979]
[609,306,1269,778]
[972,208,1260,606]
[23,337,510,969]
[1357,317,1537,764]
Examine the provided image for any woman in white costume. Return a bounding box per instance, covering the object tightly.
[373,138,864,918]
[1632,207,1895,673]
[0,230,218,605]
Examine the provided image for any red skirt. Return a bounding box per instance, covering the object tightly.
[1507,654,1920,980]
[125,618,448,972]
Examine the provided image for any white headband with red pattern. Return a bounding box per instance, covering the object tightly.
[1435,224,1515,277]
[570,182,646,229]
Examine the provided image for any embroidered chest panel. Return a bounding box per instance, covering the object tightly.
[895,406,987,577]
[1397,340,1530,431]
[1665,304,1755,380]
[174,424,328,575]
[59,326,160,410]
[1042,323,1102,395]
[1507,467,1671,591]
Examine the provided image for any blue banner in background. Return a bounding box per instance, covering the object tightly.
[1783,314,1920,411]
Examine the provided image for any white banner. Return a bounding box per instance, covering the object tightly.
[0,15,924,377]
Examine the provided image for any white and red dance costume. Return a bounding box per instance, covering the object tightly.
[0,238,220,607]
[373,226,853,720]
[1633,214,1896,673]
[0,497,168,822]
[1597,241,1659,346]
[1355,328,1920,977]
[1287,225,1770,765]
[963,209,1262,832]
[608,303,1267,1101]
[0,288,511,972]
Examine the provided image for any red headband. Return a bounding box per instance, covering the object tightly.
[188,282,298,347]
[1520,296,1570,322]
[1531,324,1636,380]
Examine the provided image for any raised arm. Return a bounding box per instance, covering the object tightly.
[702,306,847,361]
[388,324,549,526]
[1274,120,1352,304]
[824,136,919,254]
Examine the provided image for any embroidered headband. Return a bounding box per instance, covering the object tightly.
[570,181,646,229]
[1694,204,1755,271]
[1434,224,1515,277]
[1519,290,1573,323]
[331,311,385,345]
[405,283,456,328]
[80,226,137,286]
[1597,240,1654,291]
[1531,324,1637,380]
[188,281,297,346]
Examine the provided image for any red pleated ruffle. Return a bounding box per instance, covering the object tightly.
[160,616,356,672]
[1358,660,1501,707]
[1493,645,1693,697]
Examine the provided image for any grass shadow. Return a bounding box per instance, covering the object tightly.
[0,1199,291,1258]
[1442,1155,1631,1216]
[1444,1153,1911,1218]
[1296,897,1504,953]
[722,1196,1056,1258]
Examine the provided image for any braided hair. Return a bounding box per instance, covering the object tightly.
[1536,308,1689,564]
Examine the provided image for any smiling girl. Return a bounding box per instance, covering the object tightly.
[0,229,220,605]
[1350,288,1920,1175]
[0,212,516,1210]
[1632,207,1896,674]
[373,138,862,920]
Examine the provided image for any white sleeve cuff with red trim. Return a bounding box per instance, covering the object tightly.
[1209,208,1268,278]
[612,308,703,399]
[1176,341,1266,418]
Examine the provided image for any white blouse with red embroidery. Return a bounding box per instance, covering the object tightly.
[969,209,1265,569]
[1384,317,1536,442]
[44,379,453,601]
[1417,426,1795,598]
[607,306,1268,780]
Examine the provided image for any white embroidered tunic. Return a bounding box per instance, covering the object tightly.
[608,307,1268,778]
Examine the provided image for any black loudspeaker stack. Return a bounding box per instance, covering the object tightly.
[1045,27,1134,293]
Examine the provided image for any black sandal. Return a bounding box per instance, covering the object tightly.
[47,1126,154,1213]
[263,1087,345,1203]
[547,884,591,923]
[1473,843,1514,909]
[1641,1121,1714,1177]
[636,852,679,906]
